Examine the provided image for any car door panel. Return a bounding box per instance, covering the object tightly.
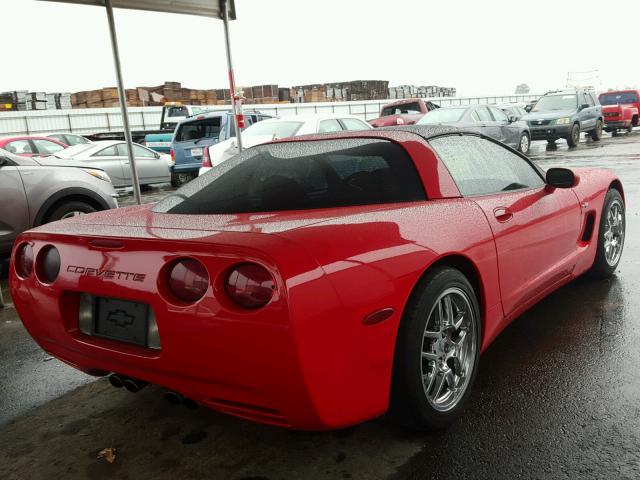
[429,134,583,319]
[87,146,127,187]
[0,166,29,251]
[473,187,582,316]
[118,144,170,185]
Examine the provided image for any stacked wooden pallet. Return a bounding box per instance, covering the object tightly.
[291,80,390,103]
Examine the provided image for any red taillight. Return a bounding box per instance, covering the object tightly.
[167,258,209,303]
[201,146,212,168]
[236,113,245,129]
[225,263,275,309]
[15,243,34,278]
[36,245,60,284]
[170,148,175,162]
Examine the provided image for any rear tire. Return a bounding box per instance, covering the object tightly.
[567,123,580,147]
[388,267,481,430]
[590,119,603,141]
[590,188,625,278]
[46,201,96,223]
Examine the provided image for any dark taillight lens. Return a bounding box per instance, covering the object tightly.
[36,245,60,283]
[15,243,34,278]
[167,258,209,303]
[225,263,275,309]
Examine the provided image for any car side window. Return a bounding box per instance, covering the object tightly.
[490,107,509,122]
[471,111,481,122]
[340,118,369,131]
[133,145,156,158]
[318,119,343,133]
[476,107,493,122]
[5,140,33,154]
[430,135,544,196]
[94,145,118,157]
[48,134,65,142]
[32,139,65,155]
[585,92,595,107]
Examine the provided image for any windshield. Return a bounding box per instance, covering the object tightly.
[532,94,577,112]
[53,143,94,158]
[418,108,465,124]
[599,92,639,106]
[175,117,222,142]
[244,121,303,138]
[381,102,421,116]
[153,139,425,215]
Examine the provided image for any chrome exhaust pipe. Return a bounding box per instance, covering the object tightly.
[122,377,148,393]
[108,374,124,388]
[164,391,184,405]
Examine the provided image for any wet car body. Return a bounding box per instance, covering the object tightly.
[10,126,623,430]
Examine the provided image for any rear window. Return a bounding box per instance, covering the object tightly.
[153,139,426,215]
[382,102,421,116]
[599,92,639,105]
[175,117,222,142]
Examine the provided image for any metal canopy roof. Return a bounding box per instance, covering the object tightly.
[37,0,236,19]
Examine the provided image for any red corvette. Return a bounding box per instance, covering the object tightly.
[9,126,625,430]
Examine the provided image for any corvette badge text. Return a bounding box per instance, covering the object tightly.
[66,266,146,282]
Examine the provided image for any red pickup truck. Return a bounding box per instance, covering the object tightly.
[368,98,439,127]
[598,90,639,135]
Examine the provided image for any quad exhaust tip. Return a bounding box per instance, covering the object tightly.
[164,391,198,410]
[108,374,147,393]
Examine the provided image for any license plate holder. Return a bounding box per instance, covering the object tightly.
[92,297,150,347]
[190,147,203,157]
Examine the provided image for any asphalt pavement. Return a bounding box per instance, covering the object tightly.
[1,131,640,479]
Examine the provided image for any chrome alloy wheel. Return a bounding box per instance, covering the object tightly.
[60,211,85,219]
[420,287,477,412]
[520,134,530,153]
[604,199,624,267]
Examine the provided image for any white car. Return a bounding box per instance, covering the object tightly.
[198,114,372,176]
[49,140,171,188]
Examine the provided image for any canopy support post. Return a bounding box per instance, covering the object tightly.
[105,0,142,205]
[221,0,242,152]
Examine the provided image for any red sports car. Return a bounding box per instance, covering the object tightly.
[9,126,625,430]
[0,135,68,157]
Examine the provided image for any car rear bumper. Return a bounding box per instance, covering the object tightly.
[529,124,572,140]
[603,120,628,130]
[9,232,393,430]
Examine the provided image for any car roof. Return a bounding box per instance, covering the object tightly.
[266,113,368,123]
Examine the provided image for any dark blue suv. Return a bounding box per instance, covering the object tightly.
[170,110,271,186]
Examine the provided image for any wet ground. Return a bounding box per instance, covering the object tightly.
[1,131,639,479]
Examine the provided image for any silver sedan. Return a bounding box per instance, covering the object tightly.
[418,104,531,154]
[50,140,171,188]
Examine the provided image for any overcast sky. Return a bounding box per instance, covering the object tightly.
[2,0,638,97]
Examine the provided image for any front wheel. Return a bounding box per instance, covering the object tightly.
[567,123,580,147]
[517,132,530,154]
[45,201,97,223]
[389,267,481,430]
[590,188,625,277]
[590,119,603,141]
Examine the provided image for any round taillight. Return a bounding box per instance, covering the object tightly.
[36,245,60,283]
[167,258,209,303]
[15,243,34,278]
[225,263,275,309]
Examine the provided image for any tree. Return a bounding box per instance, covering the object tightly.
[515,83,530,94]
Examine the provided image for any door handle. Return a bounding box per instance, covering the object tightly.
[493,207,513,222]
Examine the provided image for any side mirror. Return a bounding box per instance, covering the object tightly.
[0,156,9,167]
[524,105,532,113]
[508,115,518,123]
[580,103,590,110]
[546,167,576,188]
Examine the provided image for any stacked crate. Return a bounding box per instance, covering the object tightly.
[389,85,457,99]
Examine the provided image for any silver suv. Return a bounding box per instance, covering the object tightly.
[0,148,118,254]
